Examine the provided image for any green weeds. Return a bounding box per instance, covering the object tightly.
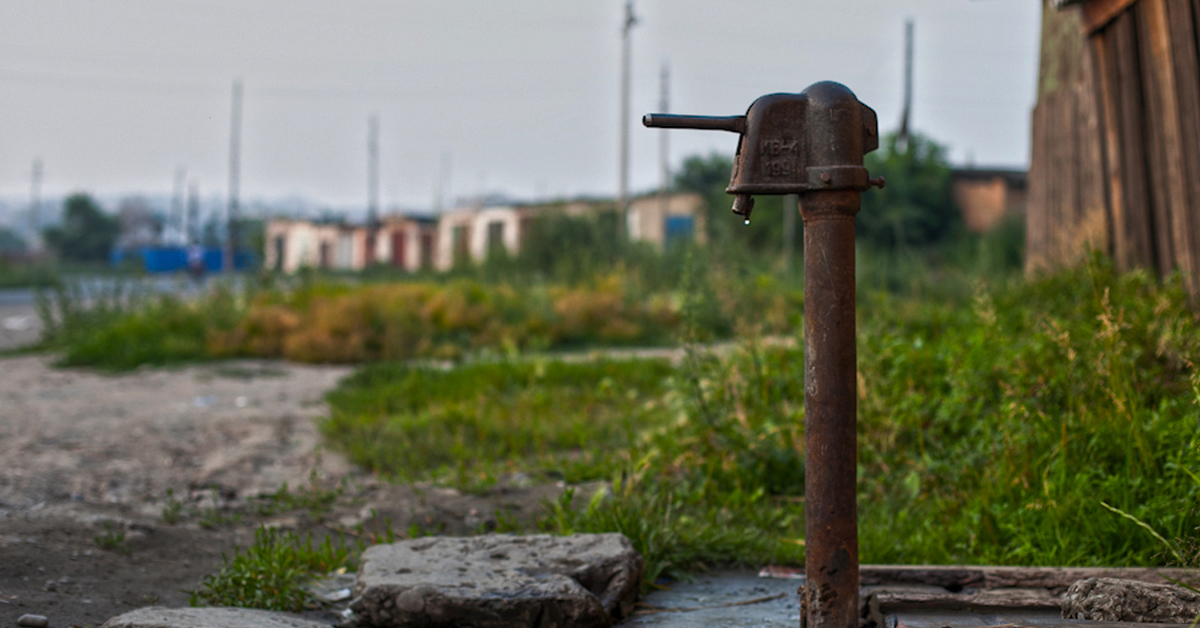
[319,255,1200,587]
[160,488,183,525]
[93,522,129,554]
[321,358,674,488]
[189,527,353,612]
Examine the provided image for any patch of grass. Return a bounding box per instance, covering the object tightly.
[250,476,344,521]
[198,507,244,530]
[189,527,353,612]
[160,489,183,525]
[321,358,675,487]
[0,261,59,289]
[93,522,129,554]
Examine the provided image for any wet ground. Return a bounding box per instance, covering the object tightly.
[622,571,802,627]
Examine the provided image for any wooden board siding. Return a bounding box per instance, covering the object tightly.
[1167,0,1200,296]
[1027,3,1110,272]
[1028,0,1200,298]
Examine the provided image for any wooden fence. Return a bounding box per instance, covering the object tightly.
[1027,0,1200,298]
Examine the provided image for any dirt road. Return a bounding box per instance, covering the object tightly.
[0,355,564,627]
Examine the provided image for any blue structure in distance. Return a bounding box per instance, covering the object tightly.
[110,246,256,273]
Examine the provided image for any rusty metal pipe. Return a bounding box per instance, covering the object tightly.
[641,81,878,628]
[642,113,746,133]
[799,189,860,628]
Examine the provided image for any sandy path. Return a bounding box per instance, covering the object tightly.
[0,355,354,510]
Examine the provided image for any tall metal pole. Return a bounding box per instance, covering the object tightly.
[29,158,42,251]
[898,19,913,149]
[658,62,670,220]
[618,0,637,237]
[436,152,451,214]
[172,166,187,246]
[801,188,860,628]
[367,113,380,265]
[643,81,879,628]
[187,181,200,244]
[225,78,243,273]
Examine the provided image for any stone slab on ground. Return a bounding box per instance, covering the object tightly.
[352,533,642,628]
[100,607,334,628]
[1062,577,1200,623]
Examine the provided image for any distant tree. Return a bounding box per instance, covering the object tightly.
[674,152,788,256]
[0,228,27,254]
[116,196,163,247]
[858,132,958,249]
[518,208,621,283]
[42,193,120,262]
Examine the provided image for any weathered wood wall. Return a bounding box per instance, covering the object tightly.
[1026,0,1200,297]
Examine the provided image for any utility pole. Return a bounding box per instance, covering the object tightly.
[617,0,637,238]
[29,158,42,251]
[898,19,913,151]
[367,113,380,266]
[225,78,243,273]
[658,62,670,221]
[437,152,451,213]
[172,166,187,245]
[187,181,200,244]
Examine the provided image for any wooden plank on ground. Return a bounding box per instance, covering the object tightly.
[1135,0,1177,276]
[853,565,1200,591]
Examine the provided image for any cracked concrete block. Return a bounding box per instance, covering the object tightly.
[351,533,642,628]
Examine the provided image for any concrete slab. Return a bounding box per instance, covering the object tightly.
[353,533,642,628]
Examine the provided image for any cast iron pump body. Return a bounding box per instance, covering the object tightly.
[645,81,880,628]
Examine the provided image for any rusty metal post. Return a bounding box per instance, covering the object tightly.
[800,189,860,628]
[645,81,880,628]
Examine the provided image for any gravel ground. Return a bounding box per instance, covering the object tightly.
[0,353,566,628]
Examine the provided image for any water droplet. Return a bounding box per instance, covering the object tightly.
[743,219,750,226]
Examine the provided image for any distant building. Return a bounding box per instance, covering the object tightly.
[264,191,706,274]
[376,215,437,271]
[950,168,1027,233]
[265,219,345,272]
[627,192,707,247]
[434,203,522,271]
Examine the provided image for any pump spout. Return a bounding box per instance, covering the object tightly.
[643,114,746,134]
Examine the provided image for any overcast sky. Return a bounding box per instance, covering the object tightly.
[0,0,1041,211]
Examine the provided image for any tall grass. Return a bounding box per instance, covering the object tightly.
[856,255,1200,565]
[34,263,802,369]
[322,359,674,489]
[323,255,1200,584]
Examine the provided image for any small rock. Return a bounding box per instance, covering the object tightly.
[18,614,49,628]
[306,572,356,604]
[1062,577,1200,623]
